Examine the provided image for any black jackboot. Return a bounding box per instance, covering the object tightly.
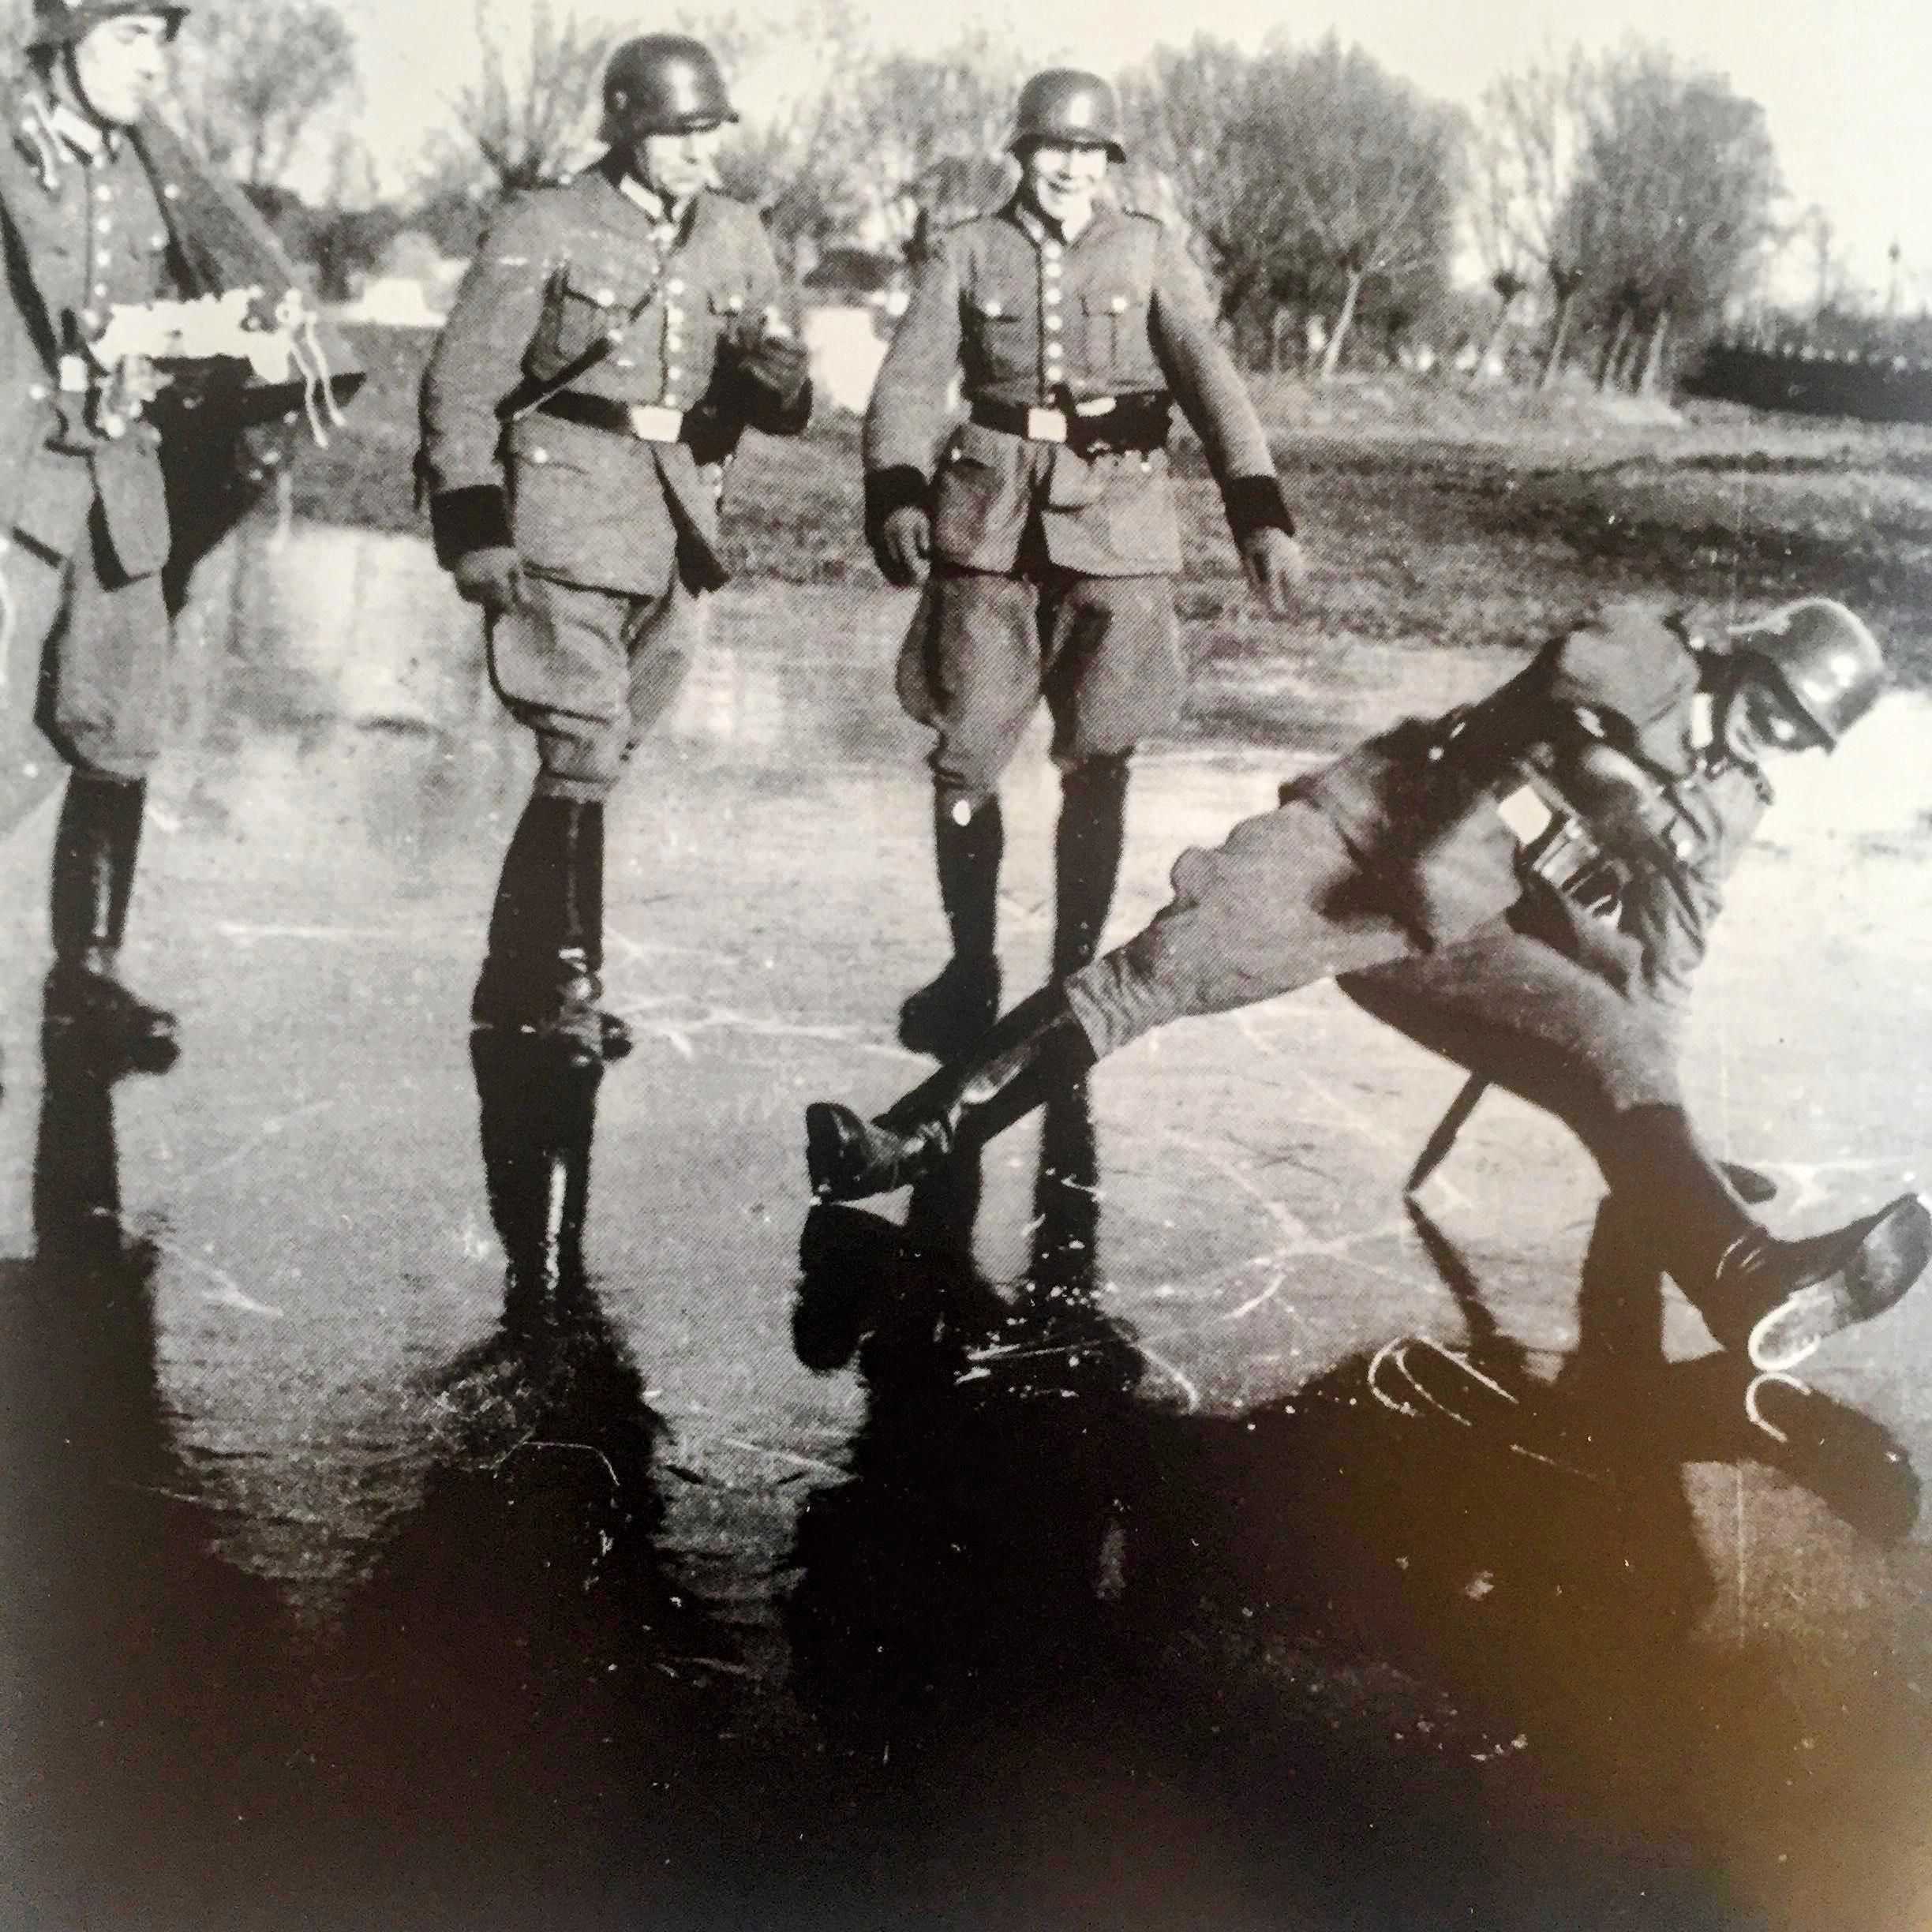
[473,1030,601,1335]
[1598,1106,1930,1372]
[899,793,1003,1059]
[1053,754,1131,978]
[473,796,633,1065]
[44,774,179,1069]
[808,985,1095,1201]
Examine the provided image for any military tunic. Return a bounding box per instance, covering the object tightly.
[0,89,339,836]
[419,155,803,799]
[865,197,1292,801]
[1066,602,1776,1153]
[0,92,177,817]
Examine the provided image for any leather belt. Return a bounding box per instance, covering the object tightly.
[537,391,687,443]
[968,389,1171,455]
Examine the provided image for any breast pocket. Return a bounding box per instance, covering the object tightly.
[538,262,634,371]
[962,291,1025,383]
[1080,288,1142,372]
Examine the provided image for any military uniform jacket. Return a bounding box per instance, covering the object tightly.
[864,198,1279,577]
[419,157,790,599]
[1303,601,1770,994]
[0,92,350,593]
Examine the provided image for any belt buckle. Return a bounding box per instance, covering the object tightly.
[626,402,683,442]
[1025,406,1068,444]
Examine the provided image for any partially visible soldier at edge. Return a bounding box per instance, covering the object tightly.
[419,32,811,1065]
[807,597,1932,1381]
[863,67,1306,1061]
[1,0,340,1069]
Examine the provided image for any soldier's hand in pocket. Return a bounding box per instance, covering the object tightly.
[1239,528,1307,617]
[875,506,931,587]
[454,546,526,616]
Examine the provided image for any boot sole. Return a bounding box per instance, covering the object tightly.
[1748,1194,1932,1374]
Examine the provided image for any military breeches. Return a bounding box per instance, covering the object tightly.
[1,504,170,837]
[1064,784,1683,1153]
[897,561,1184,803]
[487,571,704,801]
[1339,926,1685,1146]
[1064,793,1421,1054]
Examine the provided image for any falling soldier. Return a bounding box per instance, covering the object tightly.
[862,67,1305,1060]
[419,33,811,1063]
[807,597,1930,1375]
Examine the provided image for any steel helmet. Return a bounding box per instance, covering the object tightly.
[1009,69,1125,163]
[1728,598,1886,748]
[28,0,186,49]
[602,33,737,135]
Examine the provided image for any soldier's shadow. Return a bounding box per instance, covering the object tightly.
[0,1034,305,1929]
[783,1106,1919,1928]
[313,1033,747,1930]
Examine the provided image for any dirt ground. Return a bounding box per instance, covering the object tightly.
[2,486,1932,1928]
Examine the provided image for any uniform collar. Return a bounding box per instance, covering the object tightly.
[47,95,120,163]
[1008,194,1112,251]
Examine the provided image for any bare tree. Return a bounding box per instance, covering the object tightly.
[1476,49,1595,388]
[1251,38,1466,379]
[1573,45,1781,391]
[167,0,357,189]
[447,0,615,197]
[832,32,1024,255]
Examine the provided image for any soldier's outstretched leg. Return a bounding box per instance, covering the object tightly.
[472,792,632,1065]
[898,789,1003,1060]
[1346,938,1930,1376]
[1052,753,1131,979]
[43,773,178,1069]
[809,985,1095,1201]
[1592,1106,1929,1375]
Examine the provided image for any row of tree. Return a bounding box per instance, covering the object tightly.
[107,0,1829,386]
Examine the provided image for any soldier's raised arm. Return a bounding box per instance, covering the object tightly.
[1148,223,1305,615]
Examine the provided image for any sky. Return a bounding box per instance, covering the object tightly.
[345,0,1931,306]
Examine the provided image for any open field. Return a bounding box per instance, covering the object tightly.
[309,323,1932,754]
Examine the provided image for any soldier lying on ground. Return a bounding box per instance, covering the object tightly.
[862,68,1305,1062]
[419,34,811,1063]
[806,598,1930,1375]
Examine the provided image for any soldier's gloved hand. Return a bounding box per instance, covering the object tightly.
[875,506,931,587]
[1239,527,1307,616]
[738,331,810,402]
[453,546,526,616]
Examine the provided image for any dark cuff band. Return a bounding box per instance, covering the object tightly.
[757,373,813,438]
[1222,474,1295,544]
[429,485,512,568]
[863,465,930,546]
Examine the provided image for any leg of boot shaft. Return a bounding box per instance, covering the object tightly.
[900,792,1004,1058]
[1054,754,1130,977]
[810,986,1096,1201]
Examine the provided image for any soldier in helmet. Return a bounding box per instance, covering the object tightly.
[1,0,346,1068]
[807,597,1931,1379]
[863,66,1306,1061]
[420,33,811,1063]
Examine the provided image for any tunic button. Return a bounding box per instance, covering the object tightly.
[667,278,685,295]
[94,184,111,202]
[28,381,47,401]
[93,282,107,298]
[666,364,682,379]
[615,356,635,369]
[1043,241,1061,260]
[95,216,111,234]
[1044,288,1061,307]
[80,308,97,327]
[597,287,615,305]
[1045,315,1061,333]
[530,447,549,464]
